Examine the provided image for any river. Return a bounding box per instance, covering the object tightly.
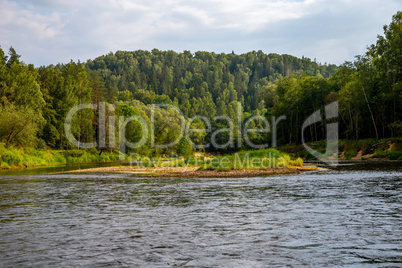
[0,161,401,267]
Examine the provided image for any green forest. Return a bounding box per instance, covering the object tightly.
[0,12,401,167]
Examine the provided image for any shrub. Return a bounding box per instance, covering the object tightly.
[345,148,358,160]
[0,162,10,169]
[374,149,388,158]
[291,157,303,167]
[0,144,122,168]
[388,151,402,160]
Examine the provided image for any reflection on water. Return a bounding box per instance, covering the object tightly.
[0,161,401,267]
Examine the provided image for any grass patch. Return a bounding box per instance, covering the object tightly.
[0,143,122,169]
[136,148,299,171]
[202,148,299,171]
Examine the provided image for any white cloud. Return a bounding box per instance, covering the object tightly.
[0,0,400,65]
[0,0,63,41]
[211,0,320,30]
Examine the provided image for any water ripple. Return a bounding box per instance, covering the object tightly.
[0,166,401,267]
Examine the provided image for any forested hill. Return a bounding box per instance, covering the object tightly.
[0,11,400,155]
[1,46,337,151]
[86,50,337,116]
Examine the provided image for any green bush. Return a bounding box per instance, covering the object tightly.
[345,148,358,160]
[388,151,402,160]
[1,150,23,166]
[0,162,10,169]
[291,157,304,167]
[201,148,296,171]
[0,143,122,169]
[374,149,388,158]
[357,139,375,155]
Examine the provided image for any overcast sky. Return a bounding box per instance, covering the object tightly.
[0,0,400,66]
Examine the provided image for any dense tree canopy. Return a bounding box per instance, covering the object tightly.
[268,11,402,144]
[0,11,400,156]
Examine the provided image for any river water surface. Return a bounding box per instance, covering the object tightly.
[0,161,401,267]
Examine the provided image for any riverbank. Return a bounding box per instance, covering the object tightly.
[2,138,400,172]
[56,148,317,177]
[280,138,402,160]
[0,146,302,173]
[58,165,320,178]
[0,143,123,170]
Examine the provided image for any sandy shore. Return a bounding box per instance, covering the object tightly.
[59,165,321,178]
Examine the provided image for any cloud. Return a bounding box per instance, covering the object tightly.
[0,0,400,66]
[0,0,63,41]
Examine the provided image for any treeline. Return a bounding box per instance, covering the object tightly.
[86,48,337,118]
[0,12,400,157]
[270,12,402,144]
[0,41,336,155]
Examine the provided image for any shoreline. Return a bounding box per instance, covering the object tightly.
[58,165,323,178]
[1,158,399,173]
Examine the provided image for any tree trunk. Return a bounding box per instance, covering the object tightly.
[362,86,378,139]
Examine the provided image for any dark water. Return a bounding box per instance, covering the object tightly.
[0,162,401,267]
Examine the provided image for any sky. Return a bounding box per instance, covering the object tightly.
[0,0,400,66]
